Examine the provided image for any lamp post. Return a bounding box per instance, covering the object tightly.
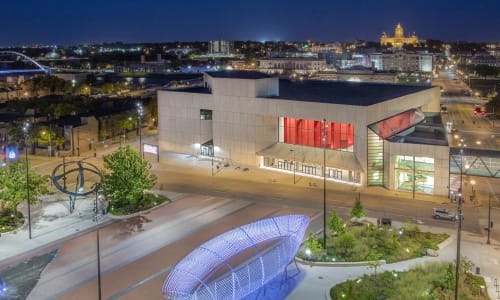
[322,118,327,249]
[487,194,492,245]
[23,120,32,240]
[93,183,103,300]
[290,149,295,184]
[455,142,465,300]
[136,102,144,158]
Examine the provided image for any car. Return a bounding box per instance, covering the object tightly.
[432,208,457,221]
[440,104,448,113]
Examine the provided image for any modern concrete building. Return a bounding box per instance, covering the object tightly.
[370,51,433,73]
[259,58,326,75]
[158,71,449,196]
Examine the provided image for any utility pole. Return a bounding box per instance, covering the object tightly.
[322,118,327,250]
[487,194,492,245]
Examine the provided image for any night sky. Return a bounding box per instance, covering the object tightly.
[2,0,499,46]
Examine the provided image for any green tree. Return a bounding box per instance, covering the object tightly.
[327,210,345,235]
[0,161,49,221]
[349,193,365,219]
[102,146,157,214]
[304,231,323,254]
[366,252,382,275]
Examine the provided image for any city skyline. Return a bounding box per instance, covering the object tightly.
[2,0,500,46]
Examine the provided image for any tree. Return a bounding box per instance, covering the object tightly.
[0,161,49,221]
[102,146,157,213]
[366,252,382,275]
[349,193,365,219]
[304,231,323,254]
[327,210,345,235]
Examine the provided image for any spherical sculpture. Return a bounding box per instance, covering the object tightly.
[162,214,310,300]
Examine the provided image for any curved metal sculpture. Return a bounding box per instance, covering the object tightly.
[162,214,310,300]
[51,159,102,212]
[0,51,50,75]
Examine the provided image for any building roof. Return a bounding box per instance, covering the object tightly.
[276,79,435,106]
[206,70,273,79]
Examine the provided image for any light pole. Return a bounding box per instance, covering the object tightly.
[455,142,465,300]
[322,118,327,249]
[93,183,103,300]
[211,148,214,177]
[487,194,492,245]
[23,121,32,240]
[136,102,144,158]
[290,149,295,184]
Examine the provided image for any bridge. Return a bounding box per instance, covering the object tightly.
[0,51,52,75]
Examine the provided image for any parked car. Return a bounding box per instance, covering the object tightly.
[432,208,457,221]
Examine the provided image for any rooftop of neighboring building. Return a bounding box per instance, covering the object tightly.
[206,70,273,79]
[276,79,435,106]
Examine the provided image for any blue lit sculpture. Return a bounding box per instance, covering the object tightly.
[162,214,310,300]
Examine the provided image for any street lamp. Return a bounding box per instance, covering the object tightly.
[322,118,327,249]
[487,194,492,245]
[455,141,465,300]
[23,120,32,240]
[290,149,295,184]
[136,102,144,158]
[93,183,105,300]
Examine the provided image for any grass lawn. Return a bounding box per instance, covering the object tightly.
[330,261,489,300]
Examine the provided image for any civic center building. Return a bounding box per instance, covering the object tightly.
[157,71,449,196]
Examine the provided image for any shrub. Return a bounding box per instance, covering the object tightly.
[349,193,365,219]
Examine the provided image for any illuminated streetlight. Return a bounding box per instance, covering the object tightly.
[136,102,144,158]
[322,118,328,249]
[23,120,32,240]
[455,139,466,300]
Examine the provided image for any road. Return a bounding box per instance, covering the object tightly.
[27,193,319,299]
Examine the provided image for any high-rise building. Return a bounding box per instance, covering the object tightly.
[209,40,234,55]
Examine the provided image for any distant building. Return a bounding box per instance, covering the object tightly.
[259,58,326,75]
[370,51,433,73]
[468,52,498,67]
[381,23,418,49]
[486,43,500,59]
[209,40,234,55]
[114,54,171,73]
[306,42,342,53]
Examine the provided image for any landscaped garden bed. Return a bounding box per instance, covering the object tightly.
[330,260,489,300]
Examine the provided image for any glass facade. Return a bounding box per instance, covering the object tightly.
[450,154,500,178]
[262,157,361,184]
[367,129,384,186]
[395,155,435,194]
[280,117,354,151]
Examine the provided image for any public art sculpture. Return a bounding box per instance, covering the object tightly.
[162,214,310,300]
[51,158,102,213]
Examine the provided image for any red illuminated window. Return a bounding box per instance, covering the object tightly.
[283,117,354,150]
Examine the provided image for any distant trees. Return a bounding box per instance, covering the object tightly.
[20,75,71,96]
